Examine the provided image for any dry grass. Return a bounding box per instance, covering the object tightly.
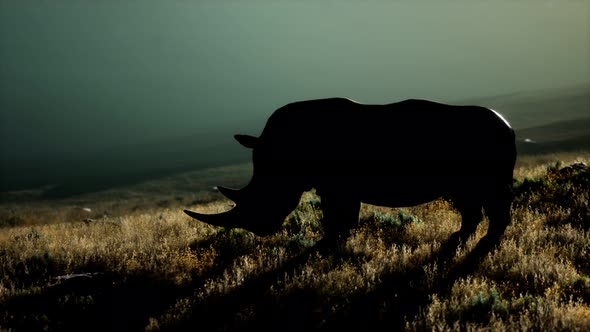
[1,152,589,331]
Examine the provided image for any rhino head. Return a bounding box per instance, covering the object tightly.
[184,134,303,236]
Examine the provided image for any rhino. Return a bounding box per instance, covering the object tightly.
[185,98,516,245]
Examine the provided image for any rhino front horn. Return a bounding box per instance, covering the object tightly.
[183,208,240,228]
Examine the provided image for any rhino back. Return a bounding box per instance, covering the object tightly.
[257,98,513,164]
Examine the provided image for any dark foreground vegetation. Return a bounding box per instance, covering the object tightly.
[0,153,589,331]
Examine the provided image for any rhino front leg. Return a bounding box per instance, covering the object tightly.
[318,192,361,246]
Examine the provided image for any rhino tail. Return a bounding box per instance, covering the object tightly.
[234,134,259,149]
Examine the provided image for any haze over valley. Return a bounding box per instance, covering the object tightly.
[1,0,588,196]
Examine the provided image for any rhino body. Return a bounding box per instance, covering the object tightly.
[185,98,516,244]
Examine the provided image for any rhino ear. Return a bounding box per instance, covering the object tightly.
[234,134,259,149]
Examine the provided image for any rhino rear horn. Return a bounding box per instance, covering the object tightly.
[217,185,242,202]
[234,134,259,149]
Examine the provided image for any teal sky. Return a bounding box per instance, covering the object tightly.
[1,0,589,160]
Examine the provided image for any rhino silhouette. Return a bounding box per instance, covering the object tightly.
[185,98,516,246]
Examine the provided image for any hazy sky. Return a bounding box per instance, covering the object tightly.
[1,0,589,160]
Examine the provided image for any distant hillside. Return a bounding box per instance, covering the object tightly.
[2,84,588,195]
[515,117,590,154]
[0,132,251,197]
[460,84,590,155]
[461,84,590,129]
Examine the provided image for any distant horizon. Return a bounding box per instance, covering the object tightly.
[1,82,588,194]
[0,82,588,163]
[6,82,590,158]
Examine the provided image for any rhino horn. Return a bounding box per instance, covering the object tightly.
[234,134,259,149]
[183,208,241,228]
[217,185,242,202]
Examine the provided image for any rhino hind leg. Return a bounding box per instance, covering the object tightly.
[442,190,484,248]
[453,202,484,244]
[449,181,513,254]
[482,183,513,241]
[448,182,513,264]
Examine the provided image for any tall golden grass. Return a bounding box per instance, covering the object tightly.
[1,152,589,331]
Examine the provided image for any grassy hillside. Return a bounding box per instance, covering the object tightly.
[0,163,252,227]
[1,152,589,331]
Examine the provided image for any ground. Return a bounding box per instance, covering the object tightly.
[0,152,589,331]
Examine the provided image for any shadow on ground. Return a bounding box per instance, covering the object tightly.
[1,230,499,332]
[166,233,499,331]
